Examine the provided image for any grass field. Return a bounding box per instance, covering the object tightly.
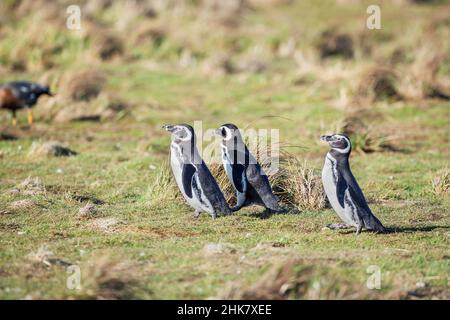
[0,0,449,299]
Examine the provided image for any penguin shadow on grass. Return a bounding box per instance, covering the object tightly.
[383,225,448,234]
[245,207,299,220]
[335,225,446,235]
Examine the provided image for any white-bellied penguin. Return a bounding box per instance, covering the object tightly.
[0,81,52,126]
[216,123,285,213]
[163,124,232,219]
[320,134,385,234]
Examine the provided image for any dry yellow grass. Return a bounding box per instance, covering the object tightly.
[431,168,449,196]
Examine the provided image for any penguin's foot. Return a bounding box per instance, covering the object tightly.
[270,207,288,214]
[356,225,363,235]
[325,223,353,230]
[231,205,243,212]
[192,210,200,219]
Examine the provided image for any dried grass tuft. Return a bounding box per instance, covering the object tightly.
[29,141,77,157]
[92,33,124,61]
[431,168,449,196]
[339,116,393,154]
[147,163,180,206]
[79,253,142,299]
[317,30,354,59]
[398,38,449,101]
[218,259,313,299]
[17,177,46,196]
[59,70,107,102]
[354,65,399,103]
[210,150,326,211]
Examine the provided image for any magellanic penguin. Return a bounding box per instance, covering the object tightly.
[320,134,385,234]
[163,124,232,219]
[0,81,53,126]
[216,123,285,213]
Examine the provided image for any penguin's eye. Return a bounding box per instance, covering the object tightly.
[221,128,226,137]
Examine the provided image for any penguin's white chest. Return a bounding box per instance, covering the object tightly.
[322,155,354,225]
[170,144,214,214]
[170,144,184,193]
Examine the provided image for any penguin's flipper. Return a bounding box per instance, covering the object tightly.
[231,163,246,193]
[182,163,197,199]
[196,162,232,216]
[336,171,348,208]
[246,163,282,211]
[347,186,386,233]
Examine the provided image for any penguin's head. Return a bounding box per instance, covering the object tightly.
[215,123,241,142]
[41,85,53,97]
[321,134,351,154]
[163,124,195,143]
[31,83,53,97]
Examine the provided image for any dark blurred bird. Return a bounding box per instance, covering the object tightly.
[0,81,52,126]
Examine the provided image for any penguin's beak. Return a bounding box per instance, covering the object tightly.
[163,124,176,133]
[214,128,222,136]
[320,135,332,142]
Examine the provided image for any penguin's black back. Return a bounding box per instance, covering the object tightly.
[197,161,232,214]
[335,153,385,232]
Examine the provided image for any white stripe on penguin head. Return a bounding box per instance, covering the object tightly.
[332,134,351,154]
[222,126,233,141]
[177,126,192,142]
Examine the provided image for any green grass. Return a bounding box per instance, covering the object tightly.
[0,0,449,299]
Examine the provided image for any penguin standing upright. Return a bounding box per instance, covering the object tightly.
[320,134,385,234]
[163,124,232,219]
[216,123,285,213]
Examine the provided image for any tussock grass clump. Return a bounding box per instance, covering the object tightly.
[317,30,354,59]
[354,65,399,103]
[218,259,313,299]
[59,70,107,102]
[26,244,54,266]
[431,168,449,196]
[398,38,450,101]
[17,177,46,196]
[29,141,77,157]
[78,202,98,219]
[271,155,326,210]
[9,199,35,211]
[200,0,247,27]
[339,116,393,154]
[210,151,326,211]
[78,253,141,300]
[147,163,180,206]
[26,244,71,267]
[92,33,124,61]
[53,93,130,123]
